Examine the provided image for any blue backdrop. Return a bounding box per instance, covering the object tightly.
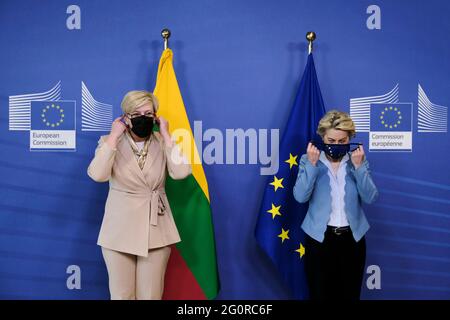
[0,0,449,299]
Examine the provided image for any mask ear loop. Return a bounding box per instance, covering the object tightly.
[120,114,130,129]
[350,143,363,152]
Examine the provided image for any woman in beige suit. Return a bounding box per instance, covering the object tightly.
[87,90,191,300]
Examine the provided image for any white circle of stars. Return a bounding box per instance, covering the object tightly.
[380,106,402,129]
[41,103,65,128]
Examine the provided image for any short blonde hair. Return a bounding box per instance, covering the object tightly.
[317,110,356,138]
[121,90,159,114]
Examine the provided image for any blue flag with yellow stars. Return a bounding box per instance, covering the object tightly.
[255,53,326,299]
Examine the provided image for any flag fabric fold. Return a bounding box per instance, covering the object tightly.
[255,54,326,299]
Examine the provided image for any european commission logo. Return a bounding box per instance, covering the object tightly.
[350,84,447,152]
[369,103,413,151]
[30,100,76,151]
[8,81,112,152]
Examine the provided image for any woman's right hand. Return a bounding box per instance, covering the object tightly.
[105,116,128,149]
[110,115,128,139]
[307,142,320,167]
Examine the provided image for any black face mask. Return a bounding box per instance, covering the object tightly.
[130,116,154,138]
[312,141,362,160]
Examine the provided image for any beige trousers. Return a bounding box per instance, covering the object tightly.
[101,246,171,300]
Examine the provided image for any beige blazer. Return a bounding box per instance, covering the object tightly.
[87,132,192,257]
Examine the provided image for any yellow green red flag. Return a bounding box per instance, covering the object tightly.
[154,48,220,299]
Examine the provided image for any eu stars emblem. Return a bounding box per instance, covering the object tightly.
[41,103,65,128]
[379,105,403,129]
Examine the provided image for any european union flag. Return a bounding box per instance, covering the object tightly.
[255,54,325,299]
[370,103,412,132]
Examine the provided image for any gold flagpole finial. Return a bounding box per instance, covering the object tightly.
[161,28,171,50]
[306,31,316,54]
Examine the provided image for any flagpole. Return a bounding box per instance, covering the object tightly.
[161,28,171,49]
[306,31,316,54]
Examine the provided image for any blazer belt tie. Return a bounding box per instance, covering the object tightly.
[150,188,166,226]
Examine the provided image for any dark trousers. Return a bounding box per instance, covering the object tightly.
[304,228,366,300]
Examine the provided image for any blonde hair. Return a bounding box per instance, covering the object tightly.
[317,110,356,138]
[121,90,159,114]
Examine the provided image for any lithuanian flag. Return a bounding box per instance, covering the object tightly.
[154,48,220,299]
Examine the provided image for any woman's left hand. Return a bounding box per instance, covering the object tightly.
[158,116,169,134]
[157,116,173,147]
[351,145,365,169]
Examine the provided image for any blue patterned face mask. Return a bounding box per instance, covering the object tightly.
[312,141,362,160]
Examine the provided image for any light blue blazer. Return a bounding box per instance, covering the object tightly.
[293,152,378,243]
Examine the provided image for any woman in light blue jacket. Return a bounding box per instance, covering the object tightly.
[293,110,378,300]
